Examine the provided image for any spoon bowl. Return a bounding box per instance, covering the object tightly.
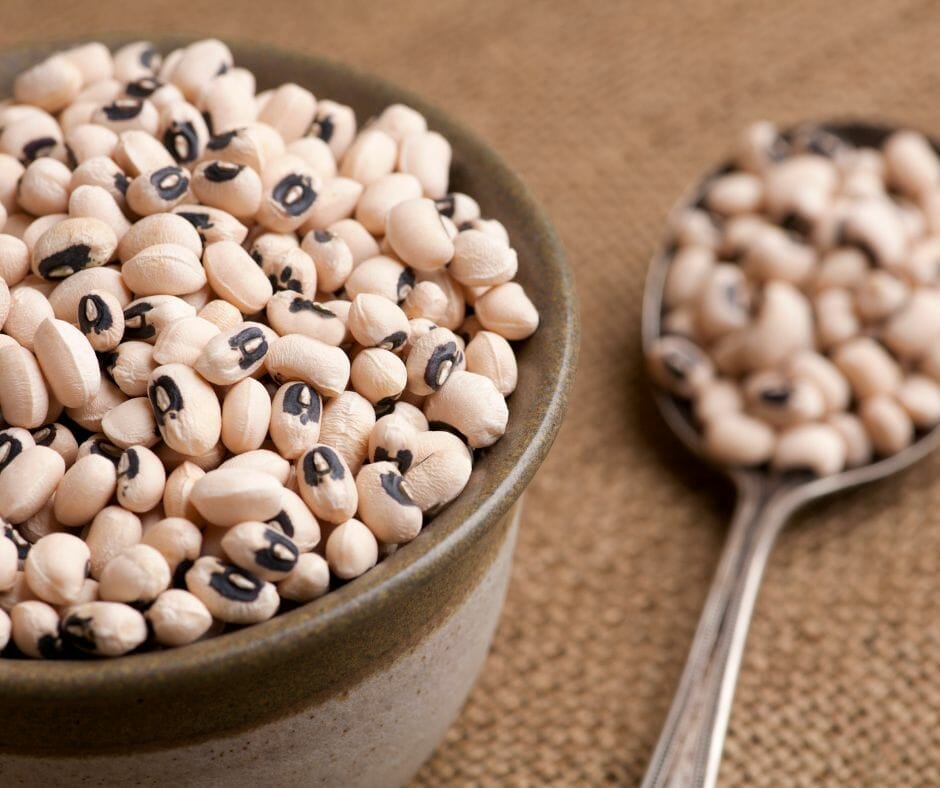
[640,121,940,788]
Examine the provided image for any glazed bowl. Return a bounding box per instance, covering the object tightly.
[0,37,578,787]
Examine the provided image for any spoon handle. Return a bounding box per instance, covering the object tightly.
[641,473,795,788]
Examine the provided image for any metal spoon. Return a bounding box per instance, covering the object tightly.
[639,121,940,788]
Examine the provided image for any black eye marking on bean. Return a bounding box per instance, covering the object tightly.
[272,173,317,216]
[396,269,416,303]
[204,162,244,182]
[373,397,397,419]
[434,195,456,218]
[250,249,264,267]
[123,301,156,340]
[303,446,344,487]
[273,266,302,294]
[125,77,162,97]
[424,342,461,390]
[282,382,321,425]
[0,435,24,473]
[22,136,57,163]
[65,144,78,169]
[267,510,295,538]
[38,244,92,279]
[760,385,792,405]
[78,294,113,336]
[117,448,140,481]
[287,297,335,318]
[201,110,214,137]
[662,350,696,382]
[780,212,813,239]
[103,100,144,121]
[163,121,199,163]
[313,229,333,243]
[209,564,264,602]
[380,331,408,351]
[148,375,185,426]
[381,471,419,507]
[428,420,469,445]
[229,327,268,369]
[37,633,62,659]
[4,524,30,561]
[90,438,123,464]
[311,113,334,143]
[61,614,96,652]
[151,166,189,201]
[176,210,214,232]
[374,446,414,473]
[207,129,238,150]
[172,558,194,589]
[255,528,299,573]
[31,425,55,447]
[140,46,158,69]
[458,221,475,232]
[114,172,130,195]
[100,350,119,377]
[216,62,229,76]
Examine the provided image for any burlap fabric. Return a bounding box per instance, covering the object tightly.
[6,1,940,784]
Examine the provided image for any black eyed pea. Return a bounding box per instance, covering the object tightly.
[123,295,196,344]
[300,176,364,232]
[203,240,274,314]
[771,423,847,476]
[152,316,221,367]
[30,423,78,467]
[148,363,222,457]
[141,517,202,573]
[287,137,337,179]
[113,129,175,179]
[162,461,207,527]
[219,450,291,486]
[854,271,909,323]
[424,370,508,449]
[0,234,30,286]
[814,288,860,350]
[1,113,63,166]
[351,348,407,405]
[742,227,817,286]
[116,445,166,513]
[0,155,25,211]
[311,99,357,160]
[13,54,83,112]
[11,600,62,658]
[0,533,18,591]
[398,130,451,198]
[405,327,466,396]
[266,292,348,346]
[99,543,171,604]
[33,317,102,409]
[76,434,123,466]
[435,192,481,229]
[0,343,49,429]
[195,322,276,386]
[23,215,68,256]
[787,351,850,413]
[103,341,157,396]
[60,601,147,657]
[190,468,284,528]
[882,289,940,361]
[203,125,273,174]
[3,523,31,565]
[266,488,321,552]
[347,294,411,351]
[383,196,456,273]
[368,411,423,470]
[646,335,714,399]
[896,375,940,429]
[763,154,836,226]
[340,128,397,186]
[18,496,66,545]
[197,71,255,135]
[742,371,826,427]
[68,184,132,241]
[832,337,902,399]
[221,377,272,455]
[117,213,202,267]
[126,165,192,216]
[2,287,54,351]
[449,229,518,288]
[0,427,36,474]
[191,160,263,220]
[663,245,714,309]
[54,453,117,527]
[69,155,130,208]
[66,378,127,433]
[199,299,244,332]
[327,219,381,266]
[735,121,789,174]
[48,265,132,322]
[705,172,764,216]
[256,155,321,233]
[883,130,940,198]
[827,413,873,468]
[113,41,160,84]
[221,521,299,582]
[373,104,427,143]
[173,205,250,246]
[356,173,423,236]
[269,381,322,460]
[325,518,378,580]
[159,100,209,164]
[146,588,212,646]
[741,280,813,371]
[257,244,318,299]
[85,506,142,579]
[77,289,125,352]
[702,412,776,466]
[355,461,423,544]
[319,392,377,476]
[296,445,358,525]
[122,243,206,297]
[346,256,414,306]
[101,396,159,449]
[860,395,914,456]
[839,197,906,269]
[277,552,330,603]
[813,248,869,292]
[474,281,539,340]
[257,83,317,143]
[23,532,90,605]
[265,334,351,398]
[31,216,118,281]
[300,229,354,294]
[92,98,160,136]
[185,555,279,625]
[403,280,449,322]
[465,330,518,396]
[155,440,226,474]
[399,429,472,516]
[693,263,750,342]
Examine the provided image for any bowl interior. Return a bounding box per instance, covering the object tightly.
[0,37,579,689]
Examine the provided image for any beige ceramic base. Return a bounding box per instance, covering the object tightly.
[0,505,521,788]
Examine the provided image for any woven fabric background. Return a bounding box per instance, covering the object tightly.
[6,1,940,784]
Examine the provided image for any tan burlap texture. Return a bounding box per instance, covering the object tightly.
[7,1,940,784]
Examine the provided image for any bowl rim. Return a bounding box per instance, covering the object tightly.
[0,36,580,694]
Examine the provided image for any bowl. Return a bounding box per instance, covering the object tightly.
[0,36,579,787]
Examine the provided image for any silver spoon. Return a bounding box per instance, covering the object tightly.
[639,121,940,788]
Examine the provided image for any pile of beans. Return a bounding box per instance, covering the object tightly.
[0,39,539,658]
[648,121,940,476]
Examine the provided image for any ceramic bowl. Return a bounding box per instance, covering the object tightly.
[0,37,578,787]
